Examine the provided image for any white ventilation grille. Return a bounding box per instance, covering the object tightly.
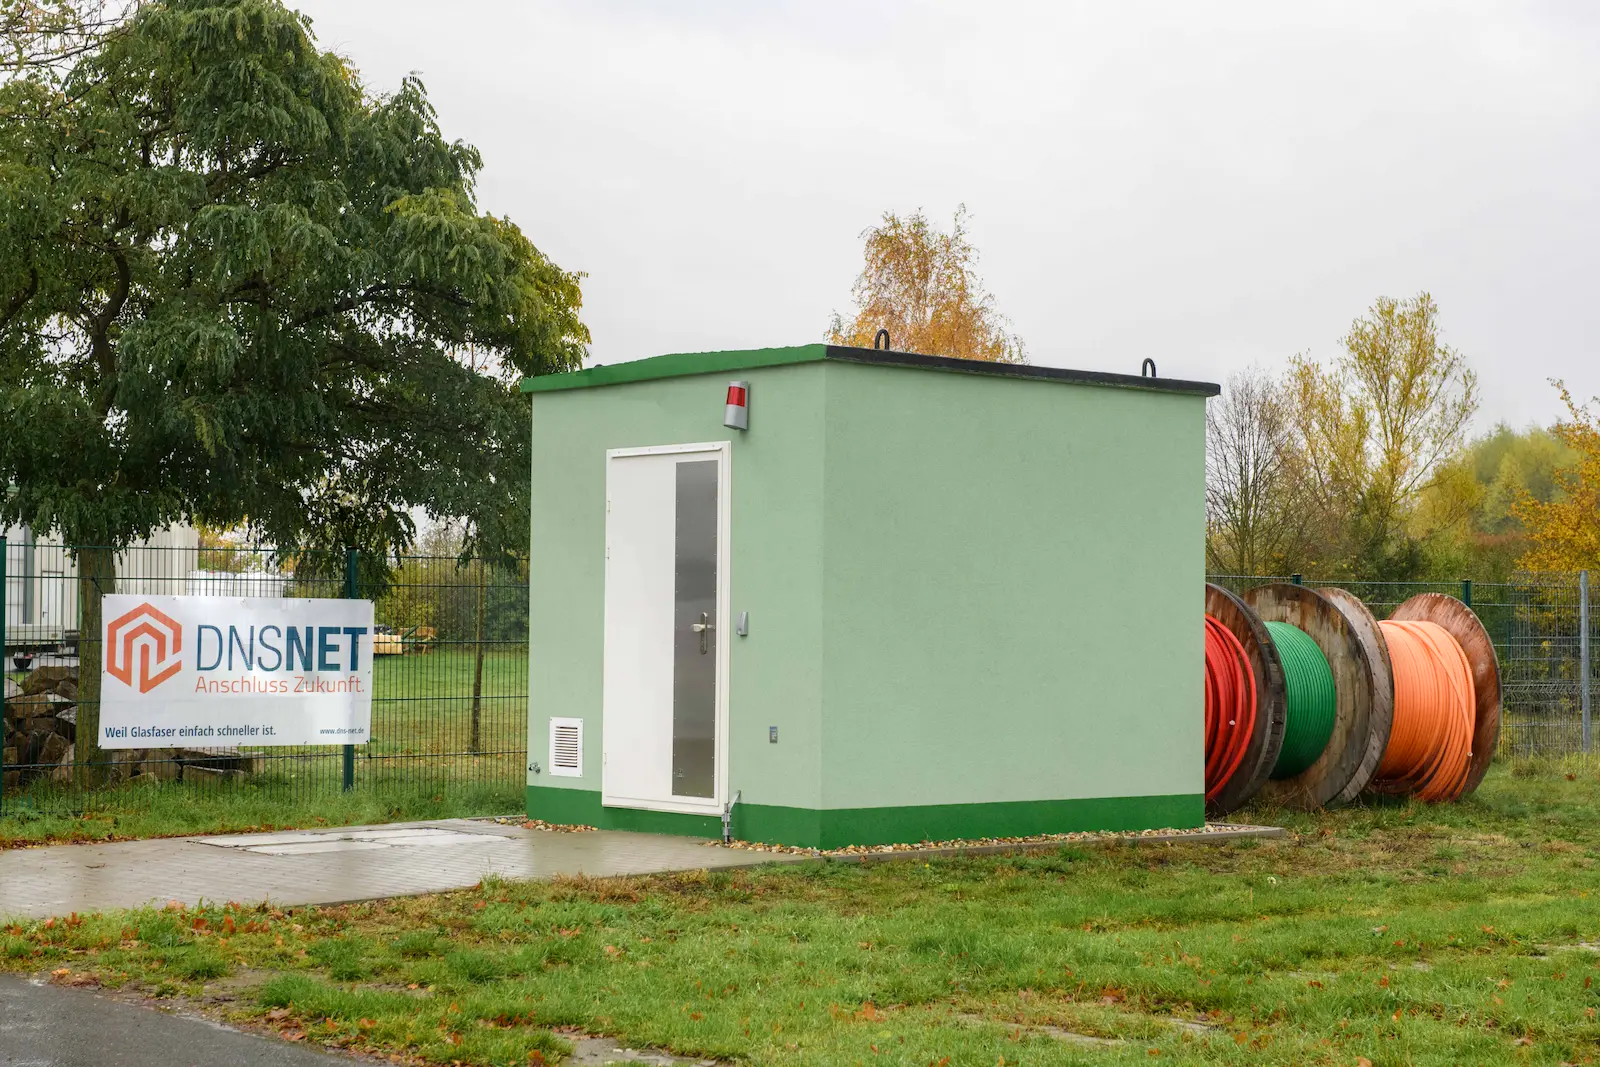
[549,717,583,777]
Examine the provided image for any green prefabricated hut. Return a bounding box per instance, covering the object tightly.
[522,344,1220,849]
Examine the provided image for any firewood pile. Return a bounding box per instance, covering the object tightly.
[3,667,261,790]
[3,666,78,789]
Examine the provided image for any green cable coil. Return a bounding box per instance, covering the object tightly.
[1265,620,1337,779]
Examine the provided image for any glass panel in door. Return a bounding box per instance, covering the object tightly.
[671,459,718,798]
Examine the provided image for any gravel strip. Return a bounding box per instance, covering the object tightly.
[706,822,1284,859]
[492,817,597,833]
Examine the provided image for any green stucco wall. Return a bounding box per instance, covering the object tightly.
[817,362,1205,825]
[527,359,828,817]
[527,348,1208,846]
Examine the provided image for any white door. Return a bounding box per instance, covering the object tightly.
[40,569,72,630]
[602,442,730,815]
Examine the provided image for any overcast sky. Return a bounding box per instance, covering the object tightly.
[296,0,1598,429]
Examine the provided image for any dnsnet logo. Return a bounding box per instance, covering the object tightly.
[106,602,184,693]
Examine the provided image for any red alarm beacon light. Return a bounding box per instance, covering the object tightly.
[724,380,749,430]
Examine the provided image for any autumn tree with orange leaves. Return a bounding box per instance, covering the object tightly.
[1514,383,1600,571]
[828,206,1025,363]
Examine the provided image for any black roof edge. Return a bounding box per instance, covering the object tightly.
[822,345,1221,397]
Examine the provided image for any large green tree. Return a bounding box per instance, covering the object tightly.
[0,0,588,772]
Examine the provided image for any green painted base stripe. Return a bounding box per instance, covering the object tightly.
[524,787,604,826]
[523,788,721,837]
[810,793,1203,851]
[527,788,1202,850]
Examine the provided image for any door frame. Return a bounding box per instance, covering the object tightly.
[601,440,732,817]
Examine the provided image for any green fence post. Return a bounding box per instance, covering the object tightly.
[1461,579,1472,609]
[1582,570,1592,755]
[343,548,358,792]
[1290,573,1303,586]
[1,534,7,811]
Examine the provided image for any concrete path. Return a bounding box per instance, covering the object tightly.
[0,973,361,1066]
[0,820,799,921]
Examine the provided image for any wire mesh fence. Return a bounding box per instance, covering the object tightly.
[1,539,527,816]
[1208,573,1596,759]
[4,541,1592,816]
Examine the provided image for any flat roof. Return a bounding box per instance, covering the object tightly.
[520,343,1220,398]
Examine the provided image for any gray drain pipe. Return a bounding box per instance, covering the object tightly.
[721,790,741,844]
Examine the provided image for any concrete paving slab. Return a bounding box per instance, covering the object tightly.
[0,818,1285,923]
[0,820,801,921]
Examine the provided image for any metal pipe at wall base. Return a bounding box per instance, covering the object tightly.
[722,789,740,844]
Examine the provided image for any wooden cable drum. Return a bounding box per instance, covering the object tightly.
[1242,583,1392,810]
[1377,593,1501,799]
[1316,589,1396,805]
[1203,583,1286,817]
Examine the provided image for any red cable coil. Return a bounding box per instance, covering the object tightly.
[1204,614,1257,802]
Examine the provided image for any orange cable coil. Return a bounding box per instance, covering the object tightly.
[1373,619,1476,802]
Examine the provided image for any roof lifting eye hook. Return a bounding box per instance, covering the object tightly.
[1141,358,1157,378]
[874,328,891,351]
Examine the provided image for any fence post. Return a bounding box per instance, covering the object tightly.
[1582,570,1592,755]
[343,548,358,791]
[1290,573,1303,586]
[1,534,7,810]
[1461,579,1473,609]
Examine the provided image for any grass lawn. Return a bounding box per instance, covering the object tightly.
[5,763,1599,1065]
[1,647,528,842]
[368,646,527,760]
[0,778,522,848]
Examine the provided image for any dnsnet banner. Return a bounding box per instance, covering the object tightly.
[99,594,375,749]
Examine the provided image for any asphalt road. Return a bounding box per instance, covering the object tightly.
[0,974,355,1067]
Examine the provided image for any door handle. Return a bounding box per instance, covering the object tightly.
[691,612,712,654]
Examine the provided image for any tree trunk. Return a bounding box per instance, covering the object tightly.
[75,545,116,788]
[470,558,486,754]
